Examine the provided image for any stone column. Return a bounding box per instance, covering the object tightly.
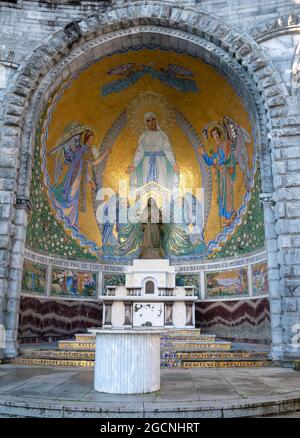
[3,199,30,358]
[271,119,300,359]
[103,301,113,327]
[124,302,133,326]
[164,301,173,326]
[261,193,283,360]
[7,201,30,358]
[185,302,193,326]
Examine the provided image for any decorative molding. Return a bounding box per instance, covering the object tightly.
[177,251,267,272]
[252,13,300,43]
[63,21,82,41]
[24,247,267,274]
[24,248,126,272]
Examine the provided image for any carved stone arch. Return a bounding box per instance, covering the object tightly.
[252,12,300,43]
[3,3,288,196]
[0,1,288,358]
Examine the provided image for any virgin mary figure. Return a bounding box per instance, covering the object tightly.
[127,112,180,191]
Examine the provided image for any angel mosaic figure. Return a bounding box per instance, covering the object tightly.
[48,123,110,228]
[198,116,252,228]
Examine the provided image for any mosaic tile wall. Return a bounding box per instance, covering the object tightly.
[51,268,97,298]
[26,117,98,261]
[252,261,269,296]
[211,169,265,259]
[21,260,47,295]
[25,49,266,263]
[21,258,269,299]
[104,273,126,287]
[206,268,248,298]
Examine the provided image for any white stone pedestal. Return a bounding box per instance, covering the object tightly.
[89,328,161,394]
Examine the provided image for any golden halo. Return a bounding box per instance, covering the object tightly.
[208,123,226,141]
[126,91,176,136]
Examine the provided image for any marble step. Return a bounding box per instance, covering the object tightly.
[19,349,96,360]
[163,329,202,336]
[178,360,273,369]
[58,340,230,351]
[74,334,216,343]
[161,351,269,360]
[10,357,95,368]
[11,357,273,369]
[60,337,222,350]
[163,341,232,350]
[75,334,95,342]
[58,341,95,350]
[18,349,268,362]
[75,329,203,342]
[161,335,216,342]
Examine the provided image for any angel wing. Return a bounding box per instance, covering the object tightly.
[48,134,81,185]
[223,116,252,190]
[166,64,194,77]
[107,63,136,76]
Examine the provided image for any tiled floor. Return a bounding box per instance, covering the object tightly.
[0,364,299,403]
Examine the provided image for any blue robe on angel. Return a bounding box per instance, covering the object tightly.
[48,128,96,229]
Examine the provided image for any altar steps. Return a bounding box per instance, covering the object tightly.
[161,351,272,368]
[74,329,206,342]
[58,338,226,351]
[11,328,273,368]
[12,351,272,369]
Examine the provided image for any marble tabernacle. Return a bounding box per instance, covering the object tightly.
[101,259,197,329]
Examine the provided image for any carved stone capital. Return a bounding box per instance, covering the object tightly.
[16,197,32,212]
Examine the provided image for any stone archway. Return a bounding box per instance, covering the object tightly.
[0,1,295,361]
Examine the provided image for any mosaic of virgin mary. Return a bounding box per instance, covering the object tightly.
[126,112,180,192]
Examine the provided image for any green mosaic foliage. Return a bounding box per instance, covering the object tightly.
[26,117,97,261]
[211,168,265,259]
[104,274,126,287]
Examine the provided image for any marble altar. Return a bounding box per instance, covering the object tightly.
[89,328,161,394]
